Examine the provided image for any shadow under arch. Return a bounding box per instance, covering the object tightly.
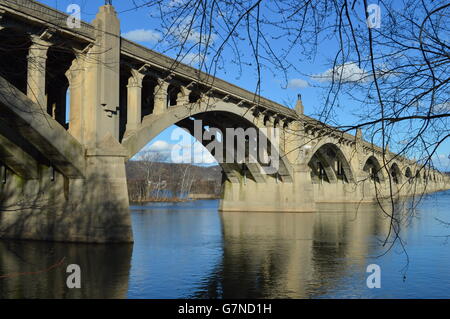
[306,142,355,184]
[121,101,294,183]
[389,162,402,184]
[362,155,385,183]
[405,166,413,184]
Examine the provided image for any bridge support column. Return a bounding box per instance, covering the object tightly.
[66,54,86,143]
[176,86,190,105]
[82,4,121,146]
[66,139,133,242]
[27,34,51,107]
[153,79,169,115]
[0,138,133,243]
[126,69,145,132]
[220,164,315,213]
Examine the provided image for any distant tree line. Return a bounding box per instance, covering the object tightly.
[126,151,222,202]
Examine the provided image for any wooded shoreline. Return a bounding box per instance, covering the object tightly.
[126,157,222,203]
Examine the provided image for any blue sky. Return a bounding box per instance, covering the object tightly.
[40,0,450,170]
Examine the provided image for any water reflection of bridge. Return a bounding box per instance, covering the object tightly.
[0,201,417,298]
[0,240,132,298]
[195,205,397,298]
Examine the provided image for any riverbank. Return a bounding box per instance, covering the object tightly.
[130,194,221,204]
[130,198,190,204]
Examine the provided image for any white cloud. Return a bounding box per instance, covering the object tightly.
[433,154,450,171]
[169,16,217,44]
[138,134,217,165]
[287,78,309,89]
[311,62,369,83]
[181,52,207,65]
[122,29,161,43]
[432,102,450,113]
[168,0,186,7]
[147,140,172,152]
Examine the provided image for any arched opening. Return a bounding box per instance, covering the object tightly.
[415,170,422,183]
[389,163,402,184]
[119,64,131,141]
[167,84,181,107]
[405,167,413,184]
[188,90,201,103]
[124,108,292,201]
[141,76,157,119]
[127,125,221,201]
[46,45,74,129]
[0,29,29,93]
[308,143,354,184]
[363,156,384,183]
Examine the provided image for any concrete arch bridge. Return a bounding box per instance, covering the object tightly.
[0,1,448,242]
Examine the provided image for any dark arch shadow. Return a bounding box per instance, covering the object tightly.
[389,162,402,184]
[363,156,385,183]
[307,143,355,184]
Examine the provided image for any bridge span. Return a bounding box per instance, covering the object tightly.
[0,1,448,242]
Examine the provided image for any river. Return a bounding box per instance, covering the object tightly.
[1,190,450,298]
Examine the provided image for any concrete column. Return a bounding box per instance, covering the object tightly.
[265,115,275,139]
[27,35,51,107]
[176,86,190,105]
[153,78,169,115]
[126,69,145,132]
[65,54,85,143]
[276,119,285,154]
[284,120,302,164]
[255,112,265,128]
[82,4,121,147]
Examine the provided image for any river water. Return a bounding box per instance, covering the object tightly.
[1,191,450,298]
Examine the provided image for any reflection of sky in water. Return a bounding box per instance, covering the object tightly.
[323,191,450,299]
[127,192,450,298]
[128,200,223,298]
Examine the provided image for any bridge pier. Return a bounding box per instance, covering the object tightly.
[0,150,133,243]
[27,33,52,107]
[220,165,316,212]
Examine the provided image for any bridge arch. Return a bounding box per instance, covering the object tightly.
[389,162,402,184]
[121,100,294,183]
[362,155,385,182]
[414,170,422,183]
[307,142,354,184]
[405,167,413,183]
